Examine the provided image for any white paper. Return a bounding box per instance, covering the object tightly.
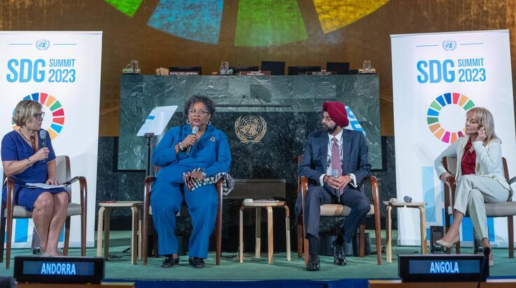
[26,183,66,189]
[137,106,177,137]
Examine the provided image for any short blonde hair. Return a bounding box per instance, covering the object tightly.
[12,100,42,127]
[467,107,499,145]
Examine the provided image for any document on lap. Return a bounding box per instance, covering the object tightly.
[25,183,66,189]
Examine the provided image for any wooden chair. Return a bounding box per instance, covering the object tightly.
[443,157,516,257]
[0,155,87,269]
[296,157,382,265]
[142,171,224,265]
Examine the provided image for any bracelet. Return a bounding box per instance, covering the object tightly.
[178,142,185,151]
[26,158,33,167]
[202,172,207,178]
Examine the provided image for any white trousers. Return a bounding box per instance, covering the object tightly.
[454,175,511,239]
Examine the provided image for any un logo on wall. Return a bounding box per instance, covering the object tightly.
[234,115,267,144]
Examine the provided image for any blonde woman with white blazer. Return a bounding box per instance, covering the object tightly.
[434,107,512,266]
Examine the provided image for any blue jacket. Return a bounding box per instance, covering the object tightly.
[152,125,231,179]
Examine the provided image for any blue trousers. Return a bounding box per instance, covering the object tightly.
[151,180,218,258]
[304,186,370,243]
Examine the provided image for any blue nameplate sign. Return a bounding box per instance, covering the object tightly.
[14,256,104,284]
[399,254,488,282]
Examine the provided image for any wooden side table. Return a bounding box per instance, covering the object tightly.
[239,201,291,264]
[97,201,143,265]
[385,201,428,263]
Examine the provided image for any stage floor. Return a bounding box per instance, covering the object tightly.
[1,231,515,282]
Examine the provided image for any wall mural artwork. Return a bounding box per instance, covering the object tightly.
[103,0,389,46]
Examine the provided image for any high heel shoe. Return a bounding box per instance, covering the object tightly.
[435,234,460,248]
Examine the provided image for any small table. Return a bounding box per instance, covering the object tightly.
[97,201,143,264]
[384,201,428,263]
[239,201,291,264]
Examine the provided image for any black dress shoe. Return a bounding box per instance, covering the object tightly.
[189,257,205,268]
[161,256,180,268]
[333,243,347,266]
[306,253,320,271]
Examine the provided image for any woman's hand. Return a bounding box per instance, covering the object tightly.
[181,134,198,148]
[189,171,205,181]
[46,178,59,185]
[476,127,487,142]
[440,172,452,184]
[183,171,206,190]
[32,148,49,162]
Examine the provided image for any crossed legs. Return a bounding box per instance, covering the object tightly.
[32,192,69,256]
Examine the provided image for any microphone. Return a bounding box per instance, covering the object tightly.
[186,126,199,155]
[331,169,339,197]
[403,195,412,203]
[39,130,47,148]
[477,247,490,288]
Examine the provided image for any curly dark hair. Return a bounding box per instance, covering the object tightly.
[184,95,216,116]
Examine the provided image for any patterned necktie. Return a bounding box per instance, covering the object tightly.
[331,137,342,177]
[29,135,37,152]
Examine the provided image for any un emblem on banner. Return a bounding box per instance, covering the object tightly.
[234,115,267,144]
[442,39,457,51]
[36,39,50,51]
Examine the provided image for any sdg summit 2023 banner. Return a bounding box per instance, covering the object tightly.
[391,30,516,247]
[0,32,102,248]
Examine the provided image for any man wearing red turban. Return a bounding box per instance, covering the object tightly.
[297,101,371,271]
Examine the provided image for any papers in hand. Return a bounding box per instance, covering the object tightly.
[26,183,66,189]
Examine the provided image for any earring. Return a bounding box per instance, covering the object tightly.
[186,120,190,124]
[207,121,211,125]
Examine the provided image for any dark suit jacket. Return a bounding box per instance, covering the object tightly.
[296,129,371,215]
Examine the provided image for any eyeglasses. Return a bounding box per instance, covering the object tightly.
[33,112,45,120]
[188,109,209,116]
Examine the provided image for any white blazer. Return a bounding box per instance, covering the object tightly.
[434,135,511,192]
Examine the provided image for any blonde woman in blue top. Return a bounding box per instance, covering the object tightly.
[151,95,231,268]
[2,100,68,257]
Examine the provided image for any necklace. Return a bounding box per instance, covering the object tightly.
[18,129,34,143]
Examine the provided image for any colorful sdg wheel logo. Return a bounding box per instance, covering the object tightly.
[12,93,65,140]
[427,93,475,144]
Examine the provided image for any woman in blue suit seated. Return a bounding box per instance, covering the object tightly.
[151,95,231,268]
[2,100,68,257]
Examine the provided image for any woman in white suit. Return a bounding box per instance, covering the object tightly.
[435,107,512,266]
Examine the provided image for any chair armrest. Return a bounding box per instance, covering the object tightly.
[368,175,380,207]
[509,176,516,186]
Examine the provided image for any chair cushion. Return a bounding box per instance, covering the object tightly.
[5,203,82,218]
[320,204,374,217]
[485,202,516,217]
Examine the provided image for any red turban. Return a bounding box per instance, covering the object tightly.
[323,101,349,127]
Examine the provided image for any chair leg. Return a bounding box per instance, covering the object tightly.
[359,223,366,258]
[386,206,392,263]
[297,221,303,258]
[215,192,222,266]
[104,208,111,260]
[374,211,382,265]
[81,208,87,257]
[285,206,291,261]
[256,208,261,258]
[267,206,274,265]
[63,217,71,256]
[6,207,13,269]
[508,216,514,258]
[0,204,6,263]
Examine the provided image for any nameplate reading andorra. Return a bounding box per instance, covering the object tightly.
[398,255,487,282]
[14,256,104,284]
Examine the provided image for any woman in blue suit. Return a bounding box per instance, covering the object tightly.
[151,95,231,268]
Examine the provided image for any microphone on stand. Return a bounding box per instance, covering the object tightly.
[186,126,199,155]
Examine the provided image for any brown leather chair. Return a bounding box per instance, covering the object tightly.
[0,155,87,269]
[296,157,382,265]
[142,170,224,265]
[443,157,515,257]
